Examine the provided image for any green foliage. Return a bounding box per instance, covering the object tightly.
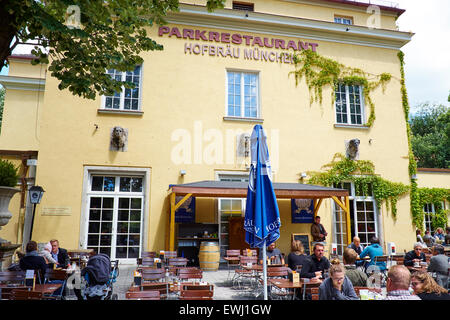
[418,188,450,231]
[0,86,4,133]
[1,0,225,100]
[410,103,450,169]
[290,50,392,127]
[0,159,19,187]
[307,153,410,218]
[398,51,421,229]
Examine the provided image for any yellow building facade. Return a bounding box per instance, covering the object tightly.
[1,0,446,265]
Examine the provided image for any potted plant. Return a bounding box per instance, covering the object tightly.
[0,159,20,243]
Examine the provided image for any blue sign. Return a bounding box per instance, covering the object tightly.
[291,199,314,223]
[175,196,195,223]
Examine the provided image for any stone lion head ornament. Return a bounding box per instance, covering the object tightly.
[346,138,360,160]
[110,126,128,151]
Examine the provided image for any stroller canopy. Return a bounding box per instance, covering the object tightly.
[82,253,111,285]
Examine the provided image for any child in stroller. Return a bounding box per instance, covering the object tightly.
[81,253,119,300]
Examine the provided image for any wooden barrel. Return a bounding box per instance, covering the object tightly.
[198,241,220,271]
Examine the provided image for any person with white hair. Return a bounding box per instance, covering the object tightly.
[39,241,58,265]
[403,242,427,267]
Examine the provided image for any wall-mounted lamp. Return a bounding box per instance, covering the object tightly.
[180,170,186,176]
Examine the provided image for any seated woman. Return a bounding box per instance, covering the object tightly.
[318,260,358,300]
[411,271,450,300]
[343,248,368,287]
[286,240,320,279]
[19,241,47,284]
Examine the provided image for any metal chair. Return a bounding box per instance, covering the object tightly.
[225,249,241,281]
[44,269,68,300]
[233,256,258,290]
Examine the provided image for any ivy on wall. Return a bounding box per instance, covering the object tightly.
[307,153,410,218]
[418,187,450,231]
[291,50,392,127]
[397,51,423,229]
[398,51,449,231]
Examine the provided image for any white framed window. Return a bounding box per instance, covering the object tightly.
[103,65,142,111]
[334,16,353,25]
[226,71,259,118]
[81,167,150,263]
[335,83,364,125]
[423,203,435,234]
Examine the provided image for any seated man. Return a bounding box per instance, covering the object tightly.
[427,244,449,288]
[347,236,364,267]
[423,230,435,248]
[359,236,386,272]
[404,242,426,267]
[384,265,421,300]
[347,236,364,255]
[50,239,70,268]
[19,241,47,284]
[259,242,285,265]
[309,242,330,278]
[343,248,368,287]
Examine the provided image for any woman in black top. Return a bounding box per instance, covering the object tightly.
[286,240,319,279]
[411,271,450,300]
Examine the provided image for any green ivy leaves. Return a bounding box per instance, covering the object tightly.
[307,153,409,218]
[291,50,392,127]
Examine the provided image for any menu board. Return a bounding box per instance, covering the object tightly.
[292,233,311,256]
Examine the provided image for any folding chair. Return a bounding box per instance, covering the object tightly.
[0,271,26,300]
[141,268,165,283]
[233,256,258,290]
[225,249,241,281]
[177,267,203,282]
[179,289,214,300]
[126,290,160,300]
[9,289,43,300]
[265,266,291,300]
[44,269,68,300]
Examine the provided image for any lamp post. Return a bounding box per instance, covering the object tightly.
[28,186,45,240]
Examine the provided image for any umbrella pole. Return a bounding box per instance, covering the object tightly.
[262,239,267,300]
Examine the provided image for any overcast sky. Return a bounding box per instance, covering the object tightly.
[395,0,450,110]
[2,1,449,111]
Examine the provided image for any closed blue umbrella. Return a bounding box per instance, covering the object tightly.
[244,124,281,300]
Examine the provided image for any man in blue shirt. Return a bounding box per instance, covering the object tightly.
[359,236,386,272]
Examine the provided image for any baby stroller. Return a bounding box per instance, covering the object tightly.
[81,253,119,300]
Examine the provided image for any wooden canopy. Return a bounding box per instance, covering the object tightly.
[167,180,350,251]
